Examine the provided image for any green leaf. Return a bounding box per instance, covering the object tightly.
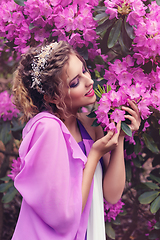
[143,182,159,190]
[132,158,142,168]
[126,143,134,155]
[106,84,112,93]
[0,121,11,145]
[134,136,142,154]
[150,196,160,214]
[156,0,160,6]
[94,88,102,98]
[121,122,132,137]
[2,186,18,203]
[0,176,10,181]
[98,84,105,94]
[154,221,160,230]
[29,23,36,30]
[124,16,135,40]
[148,229,160,239]
[87,111,97,118]
[111,216,121,225]
[11,117,24,131]
[14,0,27,6]
[125,160,132,182]
[150,174,160,184]
[119,32,130,54]
[105,222,115,239]
[94,12,109,25]
[0,181,14,193]
[91,118,100,127]
[108,18,122,48]
[96,18,116,35]
[138,191,159,204]
[142,133,159,154]
[119,208,127,216]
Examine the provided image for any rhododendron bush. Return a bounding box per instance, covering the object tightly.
[0,0,160,239]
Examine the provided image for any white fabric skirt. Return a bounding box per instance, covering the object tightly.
[87,162,106,240]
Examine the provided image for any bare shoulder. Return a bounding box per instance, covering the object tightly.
[77,112,104,141]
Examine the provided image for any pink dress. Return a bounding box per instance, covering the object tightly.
[11,112,94,240]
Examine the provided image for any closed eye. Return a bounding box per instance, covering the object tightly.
[69,78,79,88]
[69,65,88,88]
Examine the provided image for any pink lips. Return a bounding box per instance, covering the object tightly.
[85,88,95,97]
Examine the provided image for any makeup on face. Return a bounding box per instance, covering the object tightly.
[69,64,88,88]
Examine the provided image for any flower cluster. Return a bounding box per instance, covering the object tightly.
[0,91,19,121]
[132,1,160,65]
[104,0,147,24]
[145,219,159,239]
[104,199,124,222]
[0,0,99,59]
[95,55,160,133]
[8,157,22,180]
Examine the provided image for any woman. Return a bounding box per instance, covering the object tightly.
[11,41,141,240]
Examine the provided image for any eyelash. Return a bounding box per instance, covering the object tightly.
[70,79,79,88]
[70,67,87,88]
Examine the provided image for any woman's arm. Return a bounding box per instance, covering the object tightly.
[102,99,141,204]
[81,122,121,212]
[102,135,125,204]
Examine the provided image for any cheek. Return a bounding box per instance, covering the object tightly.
[69,88,84,101]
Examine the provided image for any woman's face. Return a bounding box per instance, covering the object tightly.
[63,54,96,114]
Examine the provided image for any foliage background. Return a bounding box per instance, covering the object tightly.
[0,0,160,239]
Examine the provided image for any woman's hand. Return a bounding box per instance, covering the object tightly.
[121,99,141,134]
[91,121,121,160]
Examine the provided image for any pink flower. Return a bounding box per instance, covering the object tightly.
[104,70,117,87]
[137,100,152,120]
[8,157,22,180]
[127,11,142,26]
[133,53,145,65]
[125,133,136,145]
[49,0,62,7]
[146,20,159,35]
[104,198,124,222]
[110,109,125,123]
[122,55,134,67]
[95,110,109,126]
[0,91,19,121]
[12,11,24,26]
[83,29,97,43]
[107,90,122,107]
[105,8,118,19]
[125,84,141,100]
[69,33,85,48]
[109,59,128,75]
[104,122,117,133]
[117,71,133,86]
[142,121,150,132]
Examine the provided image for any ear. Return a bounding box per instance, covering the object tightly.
[43,94,55,104]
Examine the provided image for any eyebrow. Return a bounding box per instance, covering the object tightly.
[69,62,84,83]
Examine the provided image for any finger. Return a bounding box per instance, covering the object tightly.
[127,99,139,114]
[116,121,121,131]
[103,130,115,142]
[122,106,138,120]
[124,115,140,131]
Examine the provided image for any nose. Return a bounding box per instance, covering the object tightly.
[83,72,94,86]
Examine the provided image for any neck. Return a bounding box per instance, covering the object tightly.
[64,114,82,143]
[64,114,77,130]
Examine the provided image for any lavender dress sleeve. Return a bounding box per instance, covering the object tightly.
[12,112,94,240]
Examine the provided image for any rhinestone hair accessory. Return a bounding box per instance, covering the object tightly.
[31,42,58,93]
